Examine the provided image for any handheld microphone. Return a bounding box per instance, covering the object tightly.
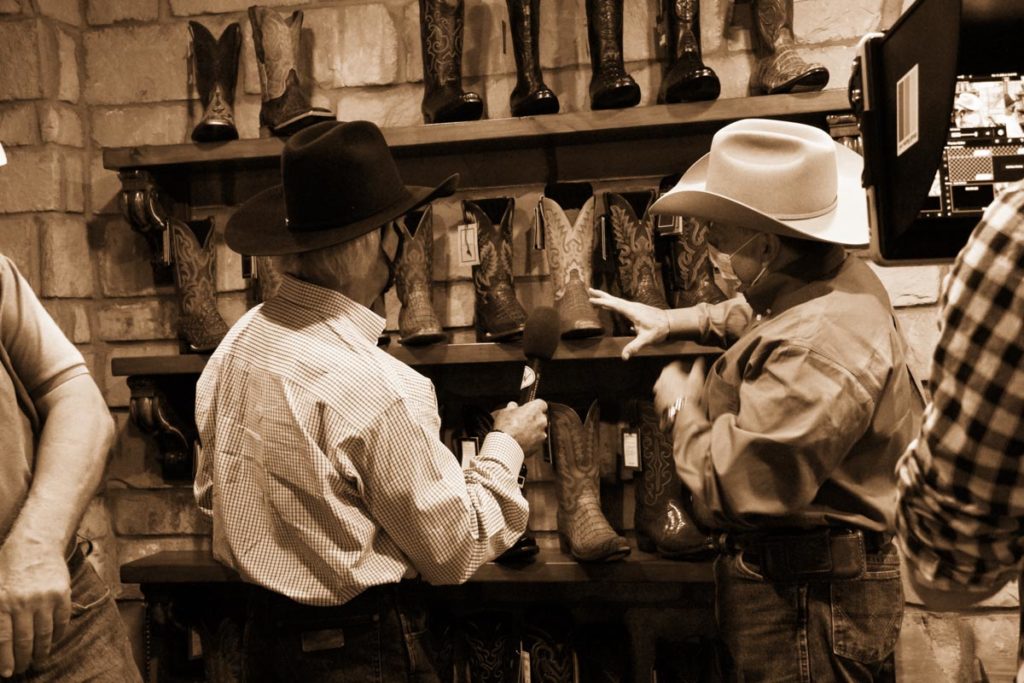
[519,306,560,403]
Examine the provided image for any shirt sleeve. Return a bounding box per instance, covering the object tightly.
[896,186,1024,592]
[0,255,87,415]
[674,342,874,529]
[193,358,218,519]
[666,296,754,348]
[342,400,529,585]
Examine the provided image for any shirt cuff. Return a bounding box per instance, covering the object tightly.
[478,431,525,478]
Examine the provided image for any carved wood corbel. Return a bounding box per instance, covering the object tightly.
[118,169,174,266]
[127,376,197,481]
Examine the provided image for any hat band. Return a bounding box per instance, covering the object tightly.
[766,195,838,221]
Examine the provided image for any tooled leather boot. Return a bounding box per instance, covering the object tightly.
[585,0,641,110]
[250,256,283,305]
[249,7,334,137]
[636,402,717,558]
[551,402,630,562]
[667,217,725,308]
[523,612,576,683]
[188,21,241,142]
[606,191,670,309]
[658,0,720,103]
[169,218,228,352]
[462,612,520,683]
[749,0,829,95]
[396,207,446,346]
[506,0,559,117]
[541,192,603,339]
[419,0,483,124]
[465,198,527,342]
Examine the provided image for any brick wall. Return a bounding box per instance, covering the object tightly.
[0,0,1016,680]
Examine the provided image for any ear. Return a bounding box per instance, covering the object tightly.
[761,233,782,264]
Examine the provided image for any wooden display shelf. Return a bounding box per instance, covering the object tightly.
[103,91,850,173]
[120,538,714,586]
[111,337,720,377]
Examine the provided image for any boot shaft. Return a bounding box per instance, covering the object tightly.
[668,218,725,308]
[540,195,603,338]
[395,208,445,344]
[586,0,625,69]
[419,0,466,88]
[506,0,543,84]
[189,21,241,141]
[169,218,228,352]
[249,6,302,101]
[605,191,669,309]
[662,0,700,63]
[465,198,526,340]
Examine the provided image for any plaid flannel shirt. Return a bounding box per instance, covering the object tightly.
[896,182,1024,595]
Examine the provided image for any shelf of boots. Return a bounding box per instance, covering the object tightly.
[111,337,720,377]
[103,91,850,192]
[120,534,714,586]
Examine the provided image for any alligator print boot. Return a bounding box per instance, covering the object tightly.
[188,21,241,142]
[585,0,641,110]
[169,219,228,352]
[465,198,527,342]
[658,0,720,103]
[667,217,726,308]
[749,0,829,95]
[605,191,670,309]
[419,0,483,124]
[396,207,446,346]
[551,401,630,562]
[249,7,333,137]
[636,402,716,558]
[541,194,603,339]
[506,0,559,117]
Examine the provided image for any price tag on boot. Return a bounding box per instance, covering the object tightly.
[622,430,640,470]
[456,222,480,265]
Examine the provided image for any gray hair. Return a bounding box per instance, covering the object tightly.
[271,229,377,290]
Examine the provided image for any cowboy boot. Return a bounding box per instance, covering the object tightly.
[658,0,720,103]
[635,402,717,558]
[551,402,630,562]
[419,0,483,124]
[506,0,559,117]
[249,7,333,137]
[541,195,603,339]
[169,218,228,352]
[523,612,576,683]
[749,0,829,95]
[189,21,241,142]
[585,0,641,110]
[465,198,527,342]
[461,612,520,683]
[667,218,725,308]
[251,256,283,304]
[606,191,670,309]
[396,207,446,346]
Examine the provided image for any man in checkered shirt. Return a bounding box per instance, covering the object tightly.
[896,180,1024,675]
[195,121,548,682]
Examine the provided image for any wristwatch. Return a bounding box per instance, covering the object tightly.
[665,397,684,429]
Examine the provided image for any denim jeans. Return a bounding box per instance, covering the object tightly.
[714,542,903,683]
[241,584,442,683]
[10,558,141,683]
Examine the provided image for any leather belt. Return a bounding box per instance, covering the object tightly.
[724,527,893,582]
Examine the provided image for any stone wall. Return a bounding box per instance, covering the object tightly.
[0,0,1016,680]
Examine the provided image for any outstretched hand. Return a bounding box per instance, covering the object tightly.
[588,288,670,360]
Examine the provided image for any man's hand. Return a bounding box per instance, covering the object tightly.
[0,542,71,677]
[653,357,706,431]
[588,288,671,360]
[492,400,549,454]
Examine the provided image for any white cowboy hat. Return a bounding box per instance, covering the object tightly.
[650,118,868,247]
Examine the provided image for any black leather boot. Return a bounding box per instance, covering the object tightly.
[506,0,559,117]
[585,0,641,110]
[464,198,527,342]
[188,21,241,142]
[249,7,334,137]
[658,0,720,104]
[419,0,484,124]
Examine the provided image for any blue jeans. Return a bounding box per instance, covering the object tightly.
[241,584,442,683]
[10,556,141,683]
[714,542,902,682]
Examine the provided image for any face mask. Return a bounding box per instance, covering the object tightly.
[707,234,768,293]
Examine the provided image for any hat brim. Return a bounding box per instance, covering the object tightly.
[650,143,868,247]
[225,173,460,256]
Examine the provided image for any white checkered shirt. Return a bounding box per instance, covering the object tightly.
[896,181,1024,595]
[194,275,528,606]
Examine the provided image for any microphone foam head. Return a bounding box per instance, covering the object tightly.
[523,306,561,361]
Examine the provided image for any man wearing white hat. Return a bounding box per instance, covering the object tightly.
[591,119,918,681]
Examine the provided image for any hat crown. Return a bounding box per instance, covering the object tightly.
[704,119,838,221]
[282,120,410,232]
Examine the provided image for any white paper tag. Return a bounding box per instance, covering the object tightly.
[896,64,920,157]
[520,366,537,391]
[622,431,640,469]
[457,222,480,265]
[519,649,531,683]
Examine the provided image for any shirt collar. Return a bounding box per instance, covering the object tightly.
[744,245,847,317]
[275,274,386,344]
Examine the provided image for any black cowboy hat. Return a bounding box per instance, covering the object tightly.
[226,120,458,255]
